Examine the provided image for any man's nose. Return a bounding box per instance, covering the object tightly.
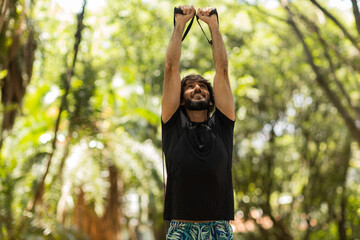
[193,84,201,91]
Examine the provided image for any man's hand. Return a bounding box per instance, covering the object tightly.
[197,7,218,28]
[175,5,196,26]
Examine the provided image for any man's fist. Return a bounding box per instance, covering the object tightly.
[175,5,196,25]
[197,7,218,27]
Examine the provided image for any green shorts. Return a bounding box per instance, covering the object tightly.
[166,220,233,240]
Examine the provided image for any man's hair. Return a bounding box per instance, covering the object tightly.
[180,74,215,113]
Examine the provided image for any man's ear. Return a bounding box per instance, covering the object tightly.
[181,99,185,106]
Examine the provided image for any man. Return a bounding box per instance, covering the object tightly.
[162,5,235,239]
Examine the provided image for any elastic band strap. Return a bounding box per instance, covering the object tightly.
[174,7,196,42]
[162,138,168,235]
[162,150,166,201]
[196,17,213,45]
[196,8,219,45]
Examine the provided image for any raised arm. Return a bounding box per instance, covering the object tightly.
[197,8,235,121]
[162,6,196,123]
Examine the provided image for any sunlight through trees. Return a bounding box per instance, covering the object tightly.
[0,0,359,239]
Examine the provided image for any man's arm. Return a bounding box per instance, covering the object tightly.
[162,6,196,123]
[197,8,235,121]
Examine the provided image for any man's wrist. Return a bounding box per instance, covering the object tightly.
[175,21,186,31]
[208,22,220,32]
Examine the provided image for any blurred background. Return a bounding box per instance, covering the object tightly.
[0,0,359,239]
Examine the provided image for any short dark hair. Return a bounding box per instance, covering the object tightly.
[180,74,215,113]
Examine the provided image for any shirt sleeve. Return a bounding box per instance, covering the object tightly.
[161,107,181,130]
[161,107,181,159]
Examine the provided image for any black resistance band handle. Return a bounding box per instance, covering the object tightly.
[196,8,219,45]
[174,7,195,42]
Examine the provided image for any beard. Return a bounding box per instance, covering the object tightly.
[184,98,211,111]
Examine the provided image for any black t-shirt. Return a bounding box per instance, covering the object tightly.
[162,107,235,221]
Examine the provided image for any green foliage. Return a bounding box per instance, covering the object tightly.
[0,0,359,239]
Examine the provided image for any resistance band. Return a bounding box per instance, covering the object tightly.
[173,7,219,45]
[174,7,196,42]
[196,8,218,45]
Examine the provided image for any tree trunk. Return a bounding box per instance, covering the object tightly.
[0,9,36,151]
[73,164,123,240]
[338,193,347,240]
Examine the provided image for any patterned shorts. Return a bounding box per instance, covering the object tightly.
[166,220,233,240]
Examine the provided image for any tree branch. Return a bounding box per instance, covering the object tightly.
[245,1,288,23]
[0,0,9,33]
[351,0,360,35]
[294,8,360,118]
[309,0,360,52]
[284,4,360,145]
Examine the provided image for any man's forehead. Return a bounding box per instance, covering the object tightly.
[184,80,207,86]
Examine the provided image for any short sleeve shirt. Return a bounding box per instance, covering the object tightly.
[162,107,235,220]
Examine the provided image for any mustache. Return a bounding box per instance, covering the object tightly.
[190,90,205,98]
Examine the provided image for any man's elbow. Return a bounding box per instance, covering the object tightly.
[165,62,178,73]
[216,64,229,75]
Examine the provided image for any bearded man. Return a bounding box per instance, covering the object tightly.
[161,5,235,240]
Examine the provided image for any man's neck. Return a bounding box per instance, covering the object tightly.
[185,108,208,122]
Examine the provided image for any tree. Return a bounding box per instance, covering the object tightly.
[0,0,359,239]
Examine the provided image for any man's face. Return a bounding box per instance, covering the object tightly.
[182,80,212,111]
